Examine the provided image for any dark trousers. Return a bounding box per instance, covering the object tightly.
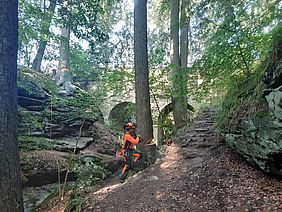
[120,149,141,180]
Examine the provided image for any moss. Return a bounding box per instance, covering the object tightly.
[18,107,44,132]
[49,90,102,123]
[18,67,58,95]
[18,68,103,136]
[256,110,269,118]
[18,136,53,151]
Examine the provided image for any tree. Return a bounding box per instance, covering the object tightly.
[170,0,187,129]
[190,0,282,100]
[55,26,74,94]
[32,0,57,72]
[54,0,112,94]
[18,0,47,67]
[0,0,23,211]
[134,0,154,161]
[179,0,189,123]
[180,0,189,70]
[19,0,111,73]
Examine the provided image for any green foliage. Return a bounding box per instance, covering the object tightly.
[149,46,167,66]
[214,61,269,124]
[154,0,170,28]
[57,0,110,46]
[72,161,110,188]
[215,25,282,125]
[215,64,266,125]
[268,25,282,50]
[162,114,175,139]
[17,0,282,135]
[18,0,47,66]
[148,30,169,67]
[18,0,119,70]
[18,136,53,151]
[64,195,83,212]
[189,0,281,101]
[70,44,99,82]
[98,68,134,98]
[149,66,172,100]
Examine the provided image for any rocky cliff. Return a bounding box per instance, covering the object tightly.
[222,29,282,176]
[17,67,122,186]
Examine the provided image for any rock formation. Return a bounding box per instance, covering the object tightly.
[17,67,122,186]
[222,30,282,176]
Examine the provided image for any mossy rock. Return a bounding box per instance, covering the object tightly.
[18,107,45,136]
[18,67,58,96]
[17,68,103,139]
[18,136,53,151]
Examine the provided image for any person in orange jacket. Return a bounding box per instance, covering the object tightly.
[120,122,143,181]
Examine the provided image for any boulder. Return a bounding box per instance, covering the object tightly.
[20,150,73,186]
[88,121,119,155]
[224,110,282,176]
[223,95,282,176]
[52,137,93,152]
[80,153,123,174]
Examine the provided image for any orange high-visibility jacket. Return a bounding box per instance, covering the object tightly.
[122,132,140,151]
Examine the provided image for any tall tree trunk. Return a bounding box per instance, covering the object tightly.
[58,27,71,71]
[134,0,154,164]
[32,0,57,72]
[179,0,189,120]
[170,0,186,129]
[0,1,23,211]
[180,0,189,69]
[55,26,74,94]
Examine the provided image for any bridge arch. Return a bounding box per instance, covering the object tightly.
[108,101,136,131]
[158,102,194,144]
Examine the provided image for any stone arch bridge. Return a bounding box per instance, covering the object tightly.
[98,88,194,143]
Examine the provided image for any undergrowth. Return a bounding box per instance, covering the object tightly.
[215,66,266,127]
[216,25,282,127]
[72,161,111,188]
[65,194,83,212]
[18,136,53,151]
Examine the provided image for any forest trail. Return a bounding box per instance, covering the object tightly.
[81,109,281,212]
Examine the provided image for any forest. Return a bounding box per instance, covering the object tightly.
[0,0,281,211]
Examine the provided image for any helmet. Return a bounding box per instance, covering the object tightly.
[125,122,136,130]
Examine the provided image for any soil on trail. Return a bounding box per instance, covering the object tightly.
[81,109,281,211]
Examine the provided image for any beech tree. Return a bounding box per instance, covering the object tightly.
[0,0,23,211]
[55,26,74,94]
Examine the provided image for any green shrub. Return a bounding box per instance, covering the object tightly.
[65,195,83,212]
[72,161,110,188]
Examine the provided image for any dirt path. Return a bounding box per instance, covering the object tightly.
[81,109,282,212]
